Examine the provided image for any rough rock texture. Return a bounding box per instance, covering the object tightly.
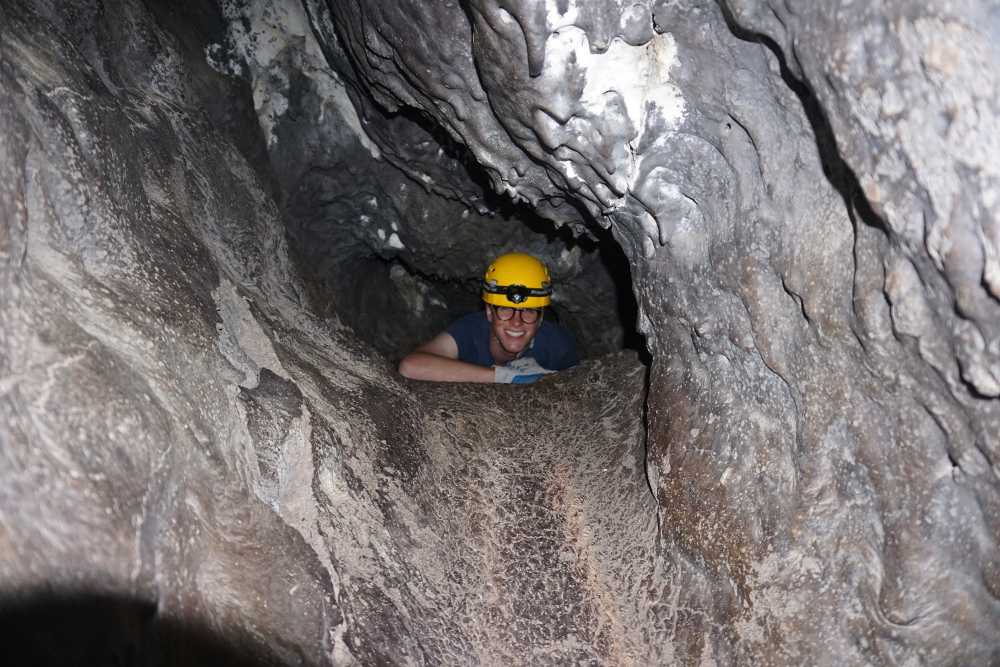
[1,0,650,664]
[3,0,1000,665]
[306,0,1000,663]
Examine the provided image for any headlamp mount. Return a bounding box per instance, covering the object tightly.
[483,280,551,304]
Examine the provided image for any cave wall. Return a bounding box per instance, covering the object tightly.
[2,0,1000,665]
[1,0,653,664]
[0,1,338,661]
[299,0,1000,661]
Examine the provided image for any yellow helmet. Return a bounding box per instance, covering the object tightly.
[482,253,552,308]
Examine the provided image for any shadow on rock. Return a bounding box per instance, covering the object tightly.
[0,593,289,667]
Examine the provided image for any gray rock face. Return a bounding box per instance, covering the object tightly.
[2,0,1000,665]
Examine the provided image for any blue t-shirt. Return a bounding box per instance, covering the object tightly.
[444,311,580,371]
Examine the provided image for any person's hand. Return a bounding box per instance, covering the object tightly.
[492,357,555,384]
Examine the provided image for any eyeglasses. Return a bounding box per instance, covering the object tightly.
[491,304,542,324]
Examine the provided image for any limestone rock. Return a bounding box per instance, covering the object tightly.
[2,0,1000,664]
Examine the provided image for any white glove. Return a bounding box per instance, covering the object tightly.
[492,357,556,384]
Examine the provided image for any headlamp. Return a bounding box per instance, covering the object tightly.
[483,281,551,304]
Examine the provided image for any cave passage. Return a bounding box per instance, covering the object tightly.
[296,206,648,367]
[3,0,1000,664]
[167,0,649,368]
[273,104,648,367]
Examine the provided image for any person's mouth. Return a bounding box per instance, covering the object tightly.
[505,330,525,338]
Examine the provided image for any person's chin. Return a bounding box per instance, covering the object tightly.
[500,330,530,351]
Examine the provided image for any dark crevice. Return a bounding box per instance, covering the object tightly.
[597,227,651,362]
[277,115,645,363]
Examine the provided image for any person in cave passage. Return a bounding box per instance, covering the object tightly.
[397,253,580,383]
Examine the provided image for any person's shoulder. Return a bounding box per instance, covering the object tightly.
[454,310,487,324]
[539,318,576,341]
[537,318,579,353]
[445,310,491,366]
[444,310,489,344]
[535,318,579,369]
[446,310,488,332]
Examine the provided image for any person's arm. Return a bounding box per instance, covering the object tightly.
[398,332,496,382]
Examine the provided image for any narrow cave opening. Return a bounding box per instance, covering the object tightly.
[151,0,649,371]
[288,211,647,367]
[272,104,648,368]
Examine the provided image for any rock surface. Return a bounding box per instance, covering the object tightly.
[0,0,650,663]
[2,0,1000,665]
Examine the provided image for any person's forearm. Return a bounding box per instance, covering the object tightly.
[397,351,496,382]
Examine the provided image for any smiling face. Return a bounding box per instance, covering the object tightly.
[486,304,543,365]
